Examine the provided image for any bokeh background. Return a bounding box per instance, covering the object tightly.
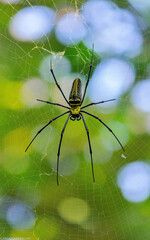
[0,0,150,239]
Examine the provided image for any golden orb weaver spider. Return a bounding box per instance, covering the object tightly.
[25,45,125,185]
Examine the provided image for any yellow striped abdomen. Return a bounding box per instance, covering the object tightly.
[69,78,82,106]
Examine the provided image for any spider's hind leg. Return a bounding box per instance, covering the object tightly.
[57,114,70,185]
[80,113,95,183]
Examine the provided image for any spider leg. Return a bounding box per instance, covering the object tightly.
[81,44,94,104]
[36,99,70,110]
[57,113,70,186]
[81,110,125,152]
[80,113,95,183]
[81,99,116,109]
[50,57,70,105]
[25,111,70,152]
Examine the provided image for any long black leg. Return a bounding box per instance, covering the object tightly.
[36,99,70,110]
[81,44,94,104]
[50,57,70,105]
[25,111,70,152]
[81,99,116,109]
[81,113,95,183]
[81,110,125,152]
[57,114,70,186]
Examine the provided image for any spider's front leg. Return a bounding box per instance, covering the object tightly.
[25,111,70,152]
[50,56,70,105]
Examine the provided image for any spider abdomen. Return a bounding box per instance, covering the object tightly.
[69,78,82,106]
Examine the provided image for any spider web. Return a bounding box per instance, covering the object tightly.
[0,0,150,239]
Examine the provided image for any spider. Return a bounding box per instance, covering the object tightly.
[25,45,125,185]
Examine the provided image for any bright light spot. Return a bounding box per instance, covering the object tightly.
[100,121,129,152]
[58,197,90,224]
[0,0,20,3]
[2,146,30,174]
[0,196,14,220]
[125,108,148,134]
[40,54,71,82]
[20,78,49,107]
[89,58,135,102]
[10,230,36,239]
[83,0,143,57]
[2,127,30,174]
[9,6,55,41]
[128,0,150,12]
[131,79,150,113]
[146,115,150,134]
[117,161,150,202]
[0,79,22,109]
[7,203,35,229]
[35,217,59,239]
[55,12,87,45]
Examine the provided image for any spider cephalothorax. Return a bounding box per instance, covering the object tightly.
[26,45,125,185]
